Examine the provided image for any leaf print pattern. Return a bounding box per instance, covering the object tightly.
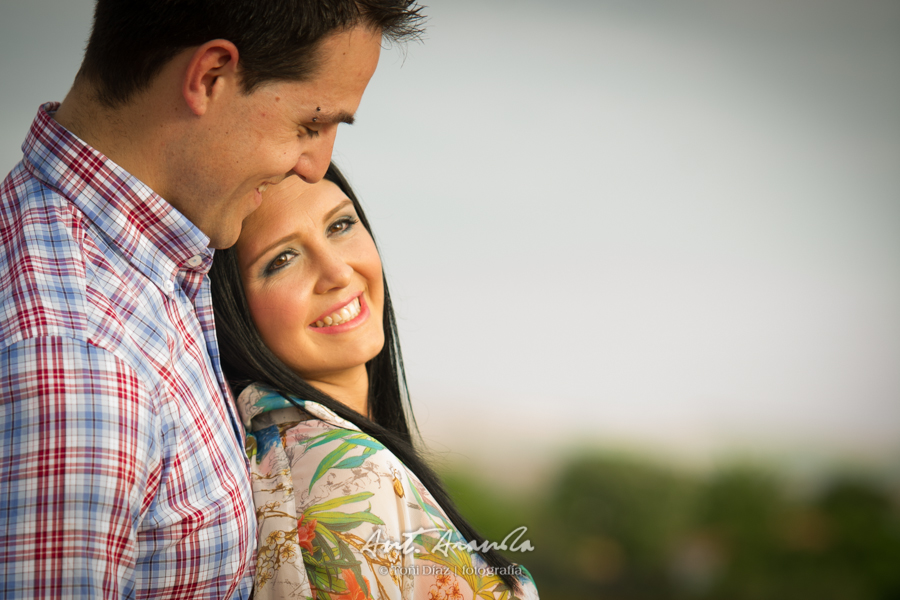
[238,383,539,600]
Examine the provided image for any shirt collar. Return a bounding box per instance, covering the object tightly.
[22,102,214,293]
[237,383,362,433]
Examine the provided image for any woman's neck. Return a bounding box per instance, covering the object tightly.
[305,365,370,419]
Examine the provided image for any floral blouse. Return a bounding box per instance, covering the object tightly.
[238,383,539,600]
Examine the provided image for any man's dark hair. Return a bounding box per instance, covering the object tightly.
[78,0,425,107]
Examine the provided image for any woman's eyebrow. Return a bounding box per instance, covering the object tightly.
[244,232,299,270]
[242,199,353,269]
[322,199,353,222]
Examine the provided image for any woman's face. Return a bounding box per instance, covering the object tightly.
[236,176,385,382]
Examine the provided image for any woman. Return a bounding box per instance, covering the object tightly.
[210,164,539,600]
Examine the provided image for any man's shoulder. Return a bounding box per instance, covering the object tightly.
[1,162,88,340]
[0,162,164,363]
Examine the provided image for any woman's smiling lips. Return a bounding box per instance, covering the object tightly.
[309,293,370,334]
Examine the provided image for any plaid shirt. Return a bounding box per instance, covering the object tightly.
[0,104,256,599]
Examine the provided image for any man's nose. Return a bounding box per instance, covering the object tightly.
[290,128,338,184]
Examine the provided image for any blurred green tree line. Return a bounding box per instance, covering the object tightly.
[440,453,900,600]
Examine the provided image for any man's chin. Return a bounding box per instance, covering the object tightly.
[207,226,241,250]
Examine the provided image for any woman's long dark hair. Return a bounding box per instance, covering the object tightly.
[210,163,520,592]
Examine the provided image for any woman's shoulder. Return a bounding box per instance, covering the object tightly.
[237,382,361,431]
[240,382,422,514]
[255,415,540,599]
[268,410,434,520]
[243,383,540,600]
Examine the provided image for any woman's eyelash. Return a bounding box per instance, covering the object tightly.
[329,216,359,235]
[300,127,319,139]
[265,250,297,274]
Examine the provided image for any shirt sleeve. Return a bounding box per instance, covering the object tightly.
[248,420,539,600]
[0,336,158,598]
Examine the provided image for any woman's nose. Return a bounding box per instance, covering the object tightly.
[312,248,353,294]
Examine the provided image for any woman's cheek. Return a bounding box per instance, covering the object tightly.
[248,288,307,346]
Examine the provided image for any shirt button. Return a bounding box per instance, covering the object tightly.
[186,255,203,268]
[164,280,175,293]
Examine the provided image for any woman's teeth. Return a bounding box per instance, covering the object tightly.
[257,184,269,193]
[313,297,361,328]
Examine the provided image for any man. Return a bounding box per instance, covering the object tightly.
[0,1,422,597]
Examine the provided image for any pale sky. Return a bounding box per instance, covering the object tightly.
[2,0,899,479]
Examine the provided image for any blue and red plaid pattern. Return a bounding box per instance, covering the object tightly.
[0,104,256,599]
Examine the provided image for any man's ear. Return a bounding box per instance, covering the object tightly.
[182,40,240,116]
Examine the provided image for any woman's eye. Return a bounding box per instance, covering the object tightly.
[328,216,359,235]
[266,251,295,272]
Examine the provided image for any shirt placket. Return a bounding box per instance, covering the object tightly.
[175,264,246,449]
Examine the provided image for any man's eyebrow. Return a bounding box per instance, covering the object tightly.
[313,111,356,125]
